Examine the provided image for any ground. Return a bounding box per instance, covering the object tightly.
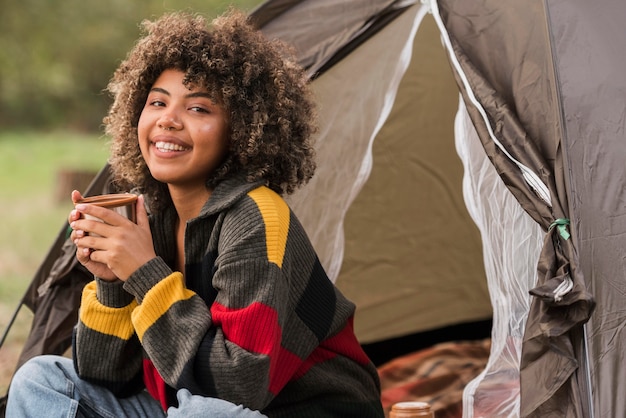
[0,340,21,394]
[0,306,32,395]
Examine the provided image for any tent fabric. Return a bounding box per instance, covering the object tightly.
[249,0,410,78]
[253,0,492,344]
[455,100,544,417]
[431,0,602,415]
[16,258,89,368]
[252,2,576,414]
[329,15,491,342]
[254,0,621,416]
[545,0,626,416]
[266,1,429,283]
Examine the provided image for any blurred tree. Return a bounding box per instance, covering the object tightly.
[0,0,261,132]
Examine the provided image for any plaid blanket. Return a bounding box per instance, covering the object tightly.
[378,339,491,418]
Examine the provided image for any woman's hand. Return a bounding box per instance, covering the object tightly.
[69,190,156,281]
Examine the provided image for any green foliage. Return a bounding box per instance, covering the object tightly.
[0,0,262,131]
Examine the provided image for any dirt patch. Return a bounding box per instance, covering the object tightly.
[0,306,32,395]
[0,340,21,394]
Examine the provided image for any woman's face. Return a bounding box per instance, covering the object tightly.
[137,69,229,192]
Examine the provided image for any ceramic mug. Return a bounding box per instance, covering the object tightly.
[75,194,138,235]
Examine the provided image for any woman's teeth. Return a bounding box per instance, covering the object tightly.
[155,141,187,152]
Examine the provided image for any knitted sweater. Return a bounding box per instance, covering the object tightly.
[73,176,384,417]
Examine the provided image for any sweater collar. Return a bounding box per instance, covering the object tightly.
[150,175,266,231]
[149,176,266,267]
[197,175,266,219]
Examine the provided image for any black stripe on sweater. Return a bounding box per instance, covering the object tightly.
[294,257,336,342]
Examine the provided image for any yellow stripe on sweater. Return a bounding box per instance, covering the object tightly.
[131,272,195,341]
[248,187,290,268]
[80,281,137,340]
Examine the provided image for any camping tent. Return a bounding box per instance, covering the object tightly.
[254,0,625,416]
[3,0,625,417]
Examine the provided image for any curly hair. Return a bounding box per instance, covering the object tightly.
[104,9,317,209]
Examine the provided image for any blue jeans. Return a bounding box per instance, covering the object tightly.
[6,355,267,418]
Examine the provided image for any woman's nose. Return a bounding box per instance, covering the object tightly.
[157,112,182,131]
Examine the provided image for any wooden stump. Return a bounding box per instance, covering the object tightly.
[55,169,98,203]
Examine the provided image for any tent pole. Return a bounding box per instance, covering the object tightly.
[0,300,24,350]
[582,323,594,418]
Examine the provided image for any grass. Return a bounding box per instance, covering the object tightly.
[0,130,109,393]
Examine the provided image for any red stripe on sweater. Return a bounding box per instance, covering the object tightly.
[293,343,337,379]
[270,346,303,394]
[143,359,168,411]
[294,317,371,379]
[211,301,302,395]
[324,317,372,365]
[211,301,281,355]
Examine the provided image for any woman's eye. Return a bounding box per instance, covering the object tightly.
[190,106,209,113]
[150,100,165,107]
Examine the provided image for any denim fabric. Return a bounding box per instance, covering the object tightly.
[167,389,266,418]
[6,355,267,418]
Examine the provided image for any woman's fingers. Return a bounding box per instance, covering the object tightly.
[71,189,84,204]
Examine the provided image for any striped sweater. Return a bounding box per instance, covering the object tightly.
[73,176,384,417]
